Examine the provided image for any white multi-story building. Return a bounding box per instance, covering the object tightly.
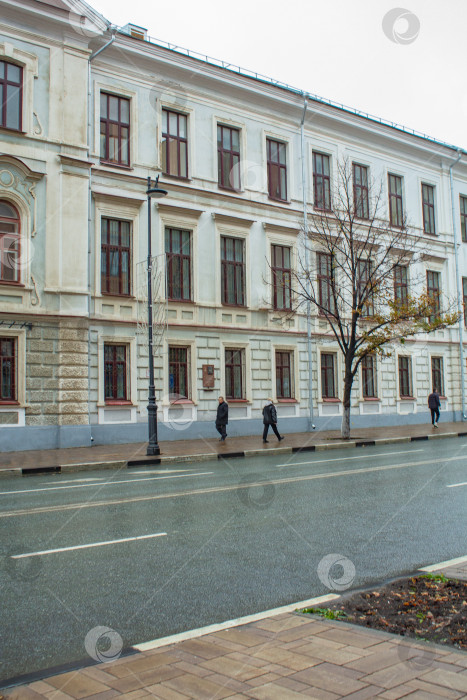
[0,0,466,451]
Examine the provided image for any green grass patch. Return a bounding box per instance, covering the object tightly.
[300,607,347,620]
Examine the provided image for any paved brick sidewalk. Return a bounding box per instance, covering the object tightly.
[4,559,467,699]
[1,421,466,474]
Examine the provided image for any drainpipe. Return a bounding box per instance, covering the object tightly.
[300,96,315,429]
[448,149,466,420]
[86,28,117,442]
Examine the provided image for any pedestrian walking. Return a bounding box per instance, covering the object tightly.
[262,398,284,443]
[428,388,441,428]
[216,396,228,441]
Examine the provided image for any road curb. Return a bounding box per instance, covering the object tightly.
[1,430,466,478]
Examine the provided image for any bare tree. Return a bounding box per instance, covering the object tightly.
[291,159,458,439]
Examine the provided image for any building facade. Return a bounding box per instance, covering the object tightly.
[1,0,466,451]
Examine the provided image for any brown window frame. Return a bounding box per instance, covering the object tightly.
[104,344,129,403]
[165,228,191,301]
[431,356,444,395]
[267,138,287,201]
[426,270,441,322]
[313,152,331,211]
[217,124,241,191]
[398,356,413,398]
[394,264,408,305]
[422,183,436,235]
[276,351,293,399]
[353,163,369,219]
[100,92,130,167]
[221,236,245,306]
[317,252,335,315]
[0,61,23,131]
[0,337,16,403]
[321,353,336,399]
[463,277,467,328]
[271,244,291,310]
[101,218,131,296]
[168,346,190,399]
[361,354,377,398]
[357,258,373,317]
[225,348,245,400]
[460,196,467,243]
[162,109,188,178]
[0,200,21,284]
[388,173,404,228]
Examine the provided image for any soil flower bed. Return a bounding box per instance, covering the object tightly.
[303,574,467,650]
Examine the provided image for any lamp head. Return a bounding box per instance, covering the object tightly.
[147,175,168,198]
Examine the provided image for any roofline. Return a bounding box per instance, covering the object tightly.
[115,25,465,156]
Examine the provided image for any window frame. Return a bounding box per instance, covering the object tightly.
[100,92,131,167]
[388,173,404,228]
[275,350,293,399]
[225,347,245,400]
[0,336,17,403]
[352,163,369,219]
[463,277,467,328]
[100,217,132,297]
[221,235,246,307]
[460,196,467,243]
[398,355,413,398]
[431,356,444,396]
[0,200,21,284]
[267,138,287,201]
[162,108,188,179]
[361,354,377,399]
[271,244,292,310]
[165,227,192,302]
[0,60,23,132]
[357,258,373,317]
[426,270,441,322]
[313,152,331,211]
[104,343,129,403]
[421,183,436,235]
[321,352,337,399]
[217,124,241,191]
[168,345,191,399]
[317,251,335,315]
[394,264,408,305]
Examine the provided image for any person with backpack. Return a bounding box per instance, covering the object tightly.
[262,398,284,443]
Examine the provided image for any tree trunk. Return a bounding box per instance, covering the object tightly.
[341,371,353,439]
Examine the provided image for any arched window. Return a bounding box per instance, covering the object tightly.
[0,61,23,131]
[0,201,21,283]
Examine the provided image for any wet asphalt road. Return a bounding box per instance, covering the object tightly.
[1,437,466,683]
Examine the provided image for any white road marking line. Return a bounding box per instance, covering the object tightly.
[134,593,339,652]
[446,482,467,488]
[0,472,213,496]
[3,455,463,519]
[419,555,467,572]
[42,477,106,484]
[11,532,167,558]
[277,449,423,468]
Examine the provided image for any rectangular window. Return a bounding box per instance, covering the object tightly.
[460,196,467,243]
[431,356,444,395]
[398,356,413,398]
[162,109,188,178]
[165,228,191,301]
[104,344,128,402]
[0,61,22,131]
[0,337,16,402]
[321,353,336,399]
[422,184,436,235]
[217,125,240,190]
[361,355,377,398]
[313,152,331,211]
[357,258,373,316]
[267,139,287,201]
[276,351,292,399]
[317,252,335,314]
[225,348,245,399]
[271,245,291,310]
[101,219,131,296]
[0,200,20,283]
[394,264,408,305]
[221,236,245,306]
[353,163,369,219]
[100,93,130,166]
[427,270,440,322]
[463,277,467,328]
[169,346,190,399]
[388,174,404,227]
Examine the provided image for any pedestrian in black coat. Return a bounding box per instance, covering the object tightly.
[262,398,284,443]
[216,396,228,441]
[428,389,441,428]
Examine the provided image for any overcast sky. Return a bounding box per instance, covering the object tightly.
[88,0,467,150]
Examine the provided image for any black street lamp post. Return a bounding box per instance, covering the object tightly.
[146,175,167,456]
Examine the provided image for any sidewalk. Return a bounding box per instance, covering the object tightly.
[4,558,467,698]
[1,421,466,475]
